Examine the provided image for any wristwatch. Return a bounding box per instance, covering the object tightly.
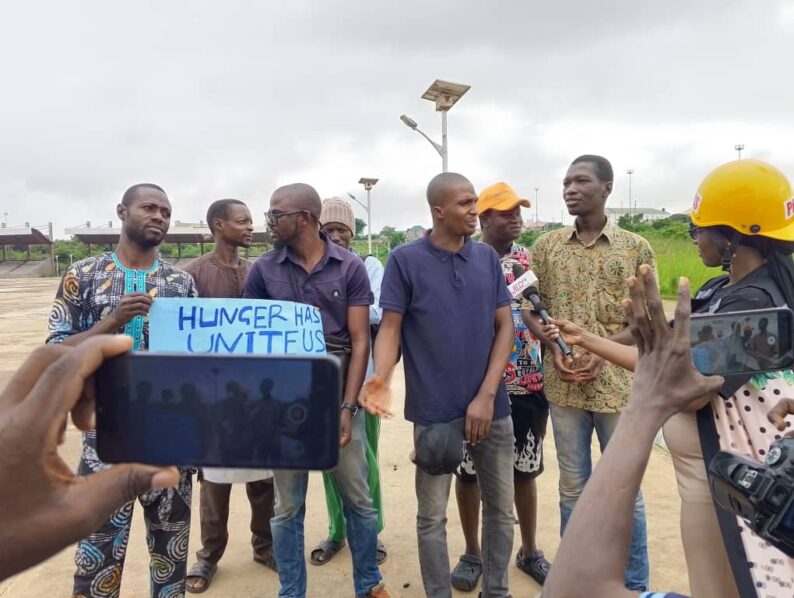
[341,402,359,415]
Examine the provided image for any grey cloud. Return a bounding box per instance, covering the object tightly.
[0,0,792,233]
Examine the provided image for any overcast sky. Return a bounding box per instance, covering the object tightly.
[2,0,793,238]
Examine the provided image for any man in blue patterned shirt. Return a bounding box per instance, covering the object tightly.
[47,183,197,598]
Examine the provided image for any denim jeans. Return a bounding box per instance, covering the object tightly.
[414,416,514,598]
[550,403,650,591]
[271,411,381,598]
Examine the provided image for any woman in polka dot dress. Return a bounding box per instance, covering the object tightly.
[686,160,794,597]
[546,160,794,597]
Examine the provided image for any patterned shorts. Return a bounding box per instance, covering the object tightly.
[456,392,549,482]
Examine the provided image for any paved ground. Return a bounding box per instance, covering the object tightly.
[0,280,689,597]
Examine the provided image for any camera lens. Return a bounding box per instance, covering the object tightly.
[767,445,784,466]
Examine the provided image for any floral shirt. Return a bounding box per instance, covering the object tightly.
[500,243,542,394]
[47,252,198,349]
[530,222,656,412]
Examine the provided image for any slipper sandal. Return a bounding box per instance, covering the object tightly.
[451,554,482,592]
[309,537,346,566]
[376,539,387,565]
[185,561,218,594]
[516,548,551,585]
[254,552,278,572]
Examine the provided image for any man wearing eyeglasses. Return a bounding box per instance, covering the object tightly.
[243,183,389,598]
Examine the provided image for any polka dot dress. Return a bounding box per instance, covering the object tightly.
[712,373,794,596]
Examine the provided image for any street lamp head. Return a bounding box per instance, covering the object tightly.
[359,177,379,191]
[421,79,471,112]
[626,169,634,175]
[734,144,745,151]
[400,114,418,130]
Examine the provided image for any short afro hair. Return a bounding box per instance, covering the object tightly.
[121,183,167,206]
[571,155,614,183]
[206,199,247,235]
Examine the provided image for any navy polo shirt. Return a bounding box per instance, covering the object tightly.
[380,234,513,425]
[242,232,373,340]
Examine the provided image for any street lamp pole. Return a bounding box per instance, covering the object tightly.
[626,169,635,216]
[735,144,745,159]
[358,178,378,254]
[533,187,540,223]
[400,79,470,172]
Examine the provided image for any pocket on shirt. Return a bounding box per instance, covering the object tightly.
[311,277,347,303]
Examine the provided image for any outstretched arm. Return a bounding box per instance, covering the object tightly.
[544,267,721,598]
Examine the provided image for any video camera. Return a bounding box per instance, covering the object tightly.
[708,436,794,557]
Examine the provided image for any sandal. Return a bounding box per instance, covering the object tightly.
[376,539,387,565]
[516,547,551,585]
[185,561,217,594]
[309,537,346,566]
[451,554,482,592]
[253,552,278,572]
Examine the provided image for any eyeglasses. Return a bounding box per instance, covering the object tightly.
[688,222,702,240]
[265,210,305,227]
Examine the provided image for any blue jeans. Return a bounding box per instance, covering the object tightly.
[271,412,381,598]
[414,416,515,598]
[550,403,650,591]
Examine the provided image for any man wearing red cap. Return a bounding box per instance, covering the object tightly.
[451,183,551,591]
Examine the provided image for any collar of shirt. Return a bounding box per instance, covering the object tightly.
[422,230,474,262]
[274,231,345,272]
[565,217,615,248]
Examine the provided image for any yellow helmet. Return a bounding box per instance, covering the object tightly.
[691,159,794,242]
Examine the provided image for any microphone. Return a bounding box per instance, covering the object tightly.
[522,284,573,357]
[508,263,538,298]
[508,262,573,357]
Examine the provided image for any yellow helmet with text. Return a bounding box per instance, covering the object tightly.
[691,159,794,242]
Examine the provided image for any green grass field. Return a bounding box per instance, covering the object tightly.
[645,234,721,298]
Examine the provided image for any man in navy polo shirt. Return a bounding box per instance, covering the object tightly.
[361,173,516,598]
[243,183,389,598]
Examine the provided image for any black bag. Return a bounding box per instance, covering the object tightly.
[324,334,352,380]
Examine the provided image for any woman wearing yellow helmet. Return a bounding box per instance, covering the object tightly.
[682,160,794,597]
[544,160,794,597]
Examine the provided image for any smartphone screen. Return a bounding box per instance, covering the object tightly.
[690,307,794,376]
[95,353,341,470]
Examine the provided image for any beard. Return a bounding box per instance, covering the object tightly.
[272,238,287,250]
[127,228,163,249]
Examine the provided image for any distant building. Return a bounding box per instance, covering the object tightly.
[522,220,561,232]
[605,207,668,224]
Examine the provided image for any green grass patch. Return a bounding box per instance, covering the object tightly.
[644,234,721,299]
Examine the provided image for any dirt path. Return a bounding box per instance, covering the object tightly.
[0,280,689,597]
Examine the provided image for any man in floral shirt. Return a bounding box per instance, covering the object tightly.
[47,183,197,598]
[451,182,551,591]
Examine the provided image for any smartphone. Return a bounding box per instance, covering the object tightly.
[95,353,342,470]
[690,307,794,376]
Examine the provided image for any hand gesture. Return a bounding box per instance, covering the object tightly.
[575,352,605,384]
[0,335,178,581]
[624,265,723,417]
[551,346,578,383]
[359,374,393,418]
